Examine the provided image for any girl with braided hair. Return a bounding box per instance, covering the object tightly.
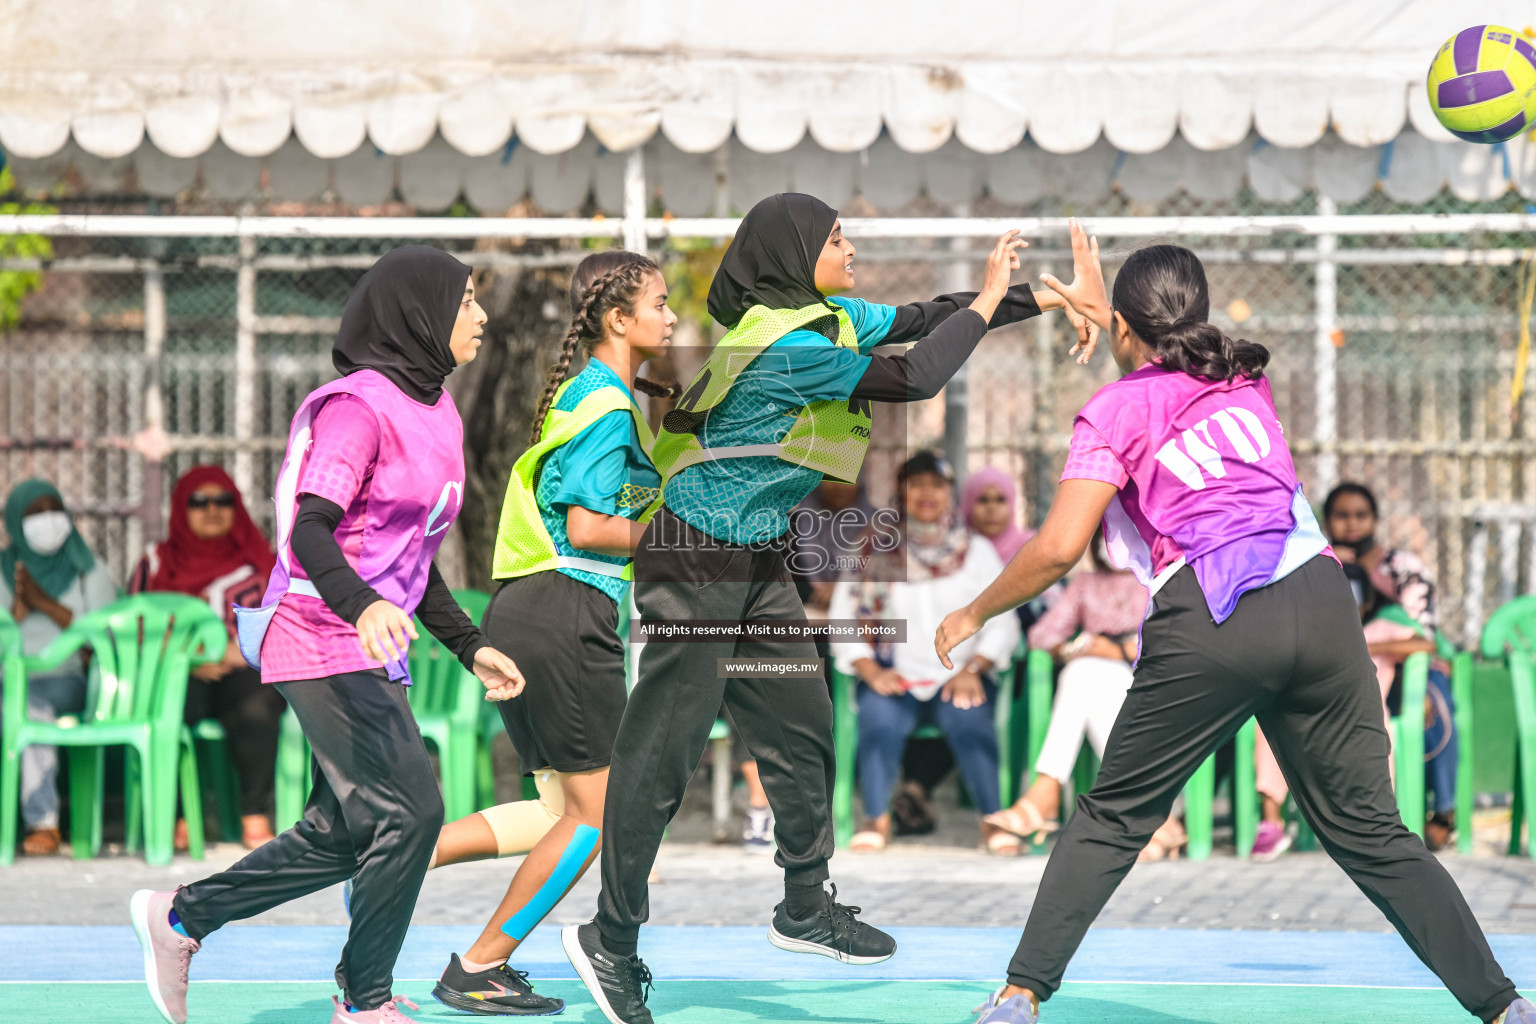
[418,249,674,1016]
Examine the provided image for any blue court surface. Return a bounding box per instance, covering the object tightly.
[6,925,1533,1021]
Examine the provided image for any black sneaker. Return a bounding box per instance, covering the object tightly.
[767,884,897,965]
[561,923,654,1024]
[429,954,563,1016]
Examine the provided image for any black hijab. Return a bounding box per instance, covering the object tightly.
[707,193,839,328]
[333,245,472,404]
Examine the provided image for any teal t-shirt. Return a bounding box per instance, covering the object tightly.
[664,296,898,544]
[535,360,661,601]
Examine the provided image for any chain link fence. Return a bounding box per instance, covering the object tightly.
[2,187,1534,646]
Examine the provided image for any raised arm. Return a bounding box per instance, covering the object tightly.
[850,231,1024,403]
[880,284,1047,344]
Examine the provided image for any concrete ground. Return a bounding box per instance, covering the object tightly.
[5,765,1534,935]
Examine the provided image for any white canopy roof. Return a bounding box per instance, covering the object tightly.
[0,0,1525,162]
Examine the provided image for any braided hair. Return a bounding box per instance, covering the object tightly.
[528,250,681,444]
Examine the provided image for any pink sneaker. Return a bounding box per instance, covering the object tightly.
[329,995,421,1022]
[129,889,200,1024]
[1250,821,1293,862]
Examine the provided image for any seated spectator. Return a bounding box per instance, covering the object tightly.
[888,466,1033,829]
[829,452,1020,854]
[961,465,1063,632]
[0,479,116,855]
[962,467,1033,564]
[984,539,1185,862]
[1253,481,1460,855]
[129,465,284,850]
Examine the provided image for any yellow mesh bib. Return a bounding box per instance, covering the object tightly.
[491,379,655,582]
[645,303,874,521]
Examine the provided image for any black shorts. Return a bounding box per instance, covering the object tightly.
[483,570,627,775]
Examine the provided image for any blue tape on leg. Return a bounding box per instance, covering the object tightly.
[501,823,599,941]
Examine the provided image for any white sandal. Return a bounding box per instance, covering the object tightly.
[985,831,1022,856]
[983,798,1059,841]
[850,829,888,852]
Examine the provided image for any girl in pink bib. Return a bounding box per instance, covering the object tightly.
[941,224,1527,1024]
[131,247,527,1024]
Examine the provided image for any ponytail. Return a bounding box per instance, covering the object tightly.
[632,376,683,400]
[527,250,680,443]
[1112,245,1269,383]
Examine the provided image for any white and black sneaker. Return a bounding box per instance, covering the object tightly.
[767,884,897,965]
[431,953,564,1016]
[561,923,654,1024]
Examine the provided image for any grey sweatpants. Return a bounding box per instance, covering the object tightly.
[173,670,442,1011]
[1009,556,1517,1021]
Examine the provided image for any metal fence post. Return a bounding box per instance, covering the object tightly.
[942,205,971,479]
[1465,520,1488,650]
[1032,262,1056,521]
[1314,195,1338,494]
[139,257,166,548]
[623,148,647,253]
[234,233,257,499]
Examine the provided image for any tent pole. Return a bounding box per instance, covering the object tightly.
[234,233,257,500]
[622,148,647,253]
[1313,195,1338,496]
[942,202,971,482]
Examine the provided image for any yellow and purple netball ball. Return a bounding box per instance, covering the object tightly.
[1428,25,1536,143]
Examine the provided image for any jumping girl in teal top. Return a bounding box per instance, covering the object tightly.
[564,193,1093,1024]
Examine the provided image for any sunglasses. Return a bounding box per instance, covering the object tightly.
[188,492,237,510]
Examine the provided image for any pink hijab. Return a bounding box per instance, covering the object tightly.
[961,466,1033,563]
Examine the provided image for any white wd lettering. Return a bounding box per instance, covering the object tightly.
[425,481,464,537]
[1154,406,1273,491]
[1181,421,1227,480]
[1218,407,1271,458]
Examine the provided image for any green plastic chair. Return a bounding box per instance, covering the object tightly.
[272,705,311,833]
[408,588,494,822]
[1481,595,1536,857]
[129,591,248,852]
[1021,647,1223,860]
[1,593,226,866]
[187,718,243,843]
[831,650,1018,849]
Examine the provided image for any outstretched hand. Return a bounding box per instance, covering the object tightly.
[1040,218,1110,333]
[981,230,1028,298]
[969,230,1029,324]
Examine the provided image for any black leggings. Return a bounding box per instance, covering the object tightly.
[1009,556,1518,1022]
[173,671,442,1011]
[184,667,286,817]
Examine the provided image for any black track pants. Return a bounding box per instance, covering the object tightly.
[173,670,443,1011]
[595,508,835,948]
[1008,556,1518,1022]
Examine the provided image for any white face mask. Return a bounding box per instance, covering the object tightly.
[22,510,73,556]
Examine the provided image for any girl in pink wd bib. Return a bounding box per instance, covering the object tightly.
[131,246,526,1024]
[941,225,1526,1024]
